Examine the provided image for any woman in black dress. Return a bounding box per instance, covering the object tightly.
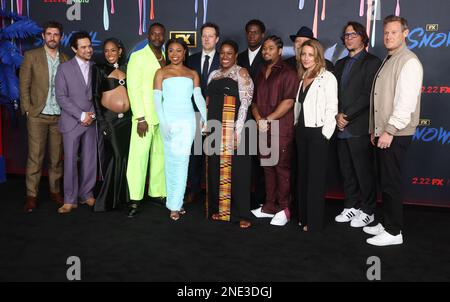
[92,38,131,211]
[206,40,254,228]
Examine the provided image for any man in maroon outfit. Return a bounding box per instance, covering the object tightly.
[251,35,299,226]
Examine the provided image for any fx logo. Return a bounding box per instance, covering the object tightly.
[419,119,431,126]
[426,24,438,31]
[169,31,197,48]
[366,256,381,281]
[66,256,81,281]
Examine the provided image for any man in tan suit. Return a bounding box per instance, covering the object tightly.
[20,21,69,212]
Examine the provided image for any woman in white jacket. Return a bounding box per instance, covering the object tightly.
[294,39,338,232]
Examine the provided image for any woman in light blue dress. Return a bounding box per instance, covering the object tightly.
[153,38,206,221]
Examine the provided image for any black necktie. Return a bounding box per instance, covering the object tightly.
[202,55,210,87]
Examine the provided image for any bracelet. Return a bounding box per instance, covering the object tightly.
[137,119,146,123]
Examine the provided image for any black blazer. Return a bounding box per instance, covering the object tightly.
[188,50,220,93]
[334,51,381,136]
[237,48,264,83]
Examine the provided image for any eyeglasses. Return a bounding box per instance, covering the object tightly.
[343,32,359,40]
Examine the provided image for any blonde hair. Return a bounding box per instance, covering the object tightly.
[383,15,409,32]
[296,39,326,80]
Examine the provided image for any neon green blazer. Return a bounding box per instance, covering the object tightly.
[127,45,164,125]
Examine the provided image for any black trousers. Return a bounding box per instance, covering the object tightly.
[295,125,329,231]
[187,115,205,194]
[376,135,412,236]
[337,136,376,214]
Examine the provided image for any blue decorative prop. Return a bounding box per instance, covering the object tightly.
[0,8,41,106]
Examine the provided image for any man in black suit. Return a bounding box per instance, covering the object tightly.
[285,26,334,72]
[185,22,221,204]
[237,19,265,82]
[333,22,381,228]
[237,19,266,209]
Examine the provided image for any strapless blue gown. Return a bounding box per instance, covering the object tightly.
[160,77,198,211]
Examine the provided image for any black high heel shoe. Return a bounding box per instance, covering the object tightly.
[127,202,139,218]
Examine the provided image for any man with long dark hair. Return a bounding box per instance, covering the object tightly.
[334,21,381,228]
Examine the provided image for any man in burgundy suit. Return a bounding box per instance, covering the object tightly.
[251,35,299,226]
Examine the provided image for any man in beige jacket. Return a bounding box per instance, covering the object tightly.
[20,21,69,212]
[365,15,423,246]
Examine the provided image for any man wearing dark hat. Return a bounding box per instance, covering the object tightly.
[285,26,334,71]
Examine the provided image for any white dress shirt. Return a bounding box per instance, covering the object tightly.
[248,45,261,66]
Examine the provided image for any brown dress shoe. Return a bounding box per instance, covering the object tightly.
[24,196,37,213]
[50,192,64,206]
[184,192,194,204]
[57,203,78,214]
[80,197,95,207]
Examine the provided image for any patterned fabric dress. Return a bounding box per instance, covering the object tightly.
[205,65,254,221]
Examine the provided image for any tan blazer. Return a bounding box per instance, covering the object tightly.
[19,46,69,117]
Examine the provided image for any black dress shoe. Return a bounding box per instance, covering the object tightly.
[152,197,166,206]
[127,203,139,218]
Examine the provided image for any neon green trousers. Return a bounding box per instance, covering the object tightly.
[126,122,166,200]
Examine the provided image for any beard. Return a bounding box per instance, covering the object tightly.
[46,41,58,49]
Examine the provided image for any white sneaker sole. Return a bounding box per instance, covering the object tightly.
[366,237,403,246]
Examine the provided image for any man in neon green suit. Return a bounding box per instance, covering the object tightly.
[126,22,167,217]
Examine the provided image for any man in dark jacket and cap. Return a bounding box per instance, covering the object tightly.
[285,26,334,71]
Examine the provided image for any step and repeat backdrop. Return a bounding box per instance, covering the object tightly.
[2,0,449,206]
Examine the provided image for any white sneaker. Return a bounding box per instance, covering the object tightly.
[366,231,403,246]
[270,209,290,226]
[363,223,385,236]
[251,207,275,218]
[335,208,359,223]
[350,212,374,227]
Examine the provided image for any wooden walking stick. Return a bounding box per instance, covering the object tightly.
[204,132,209,219]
